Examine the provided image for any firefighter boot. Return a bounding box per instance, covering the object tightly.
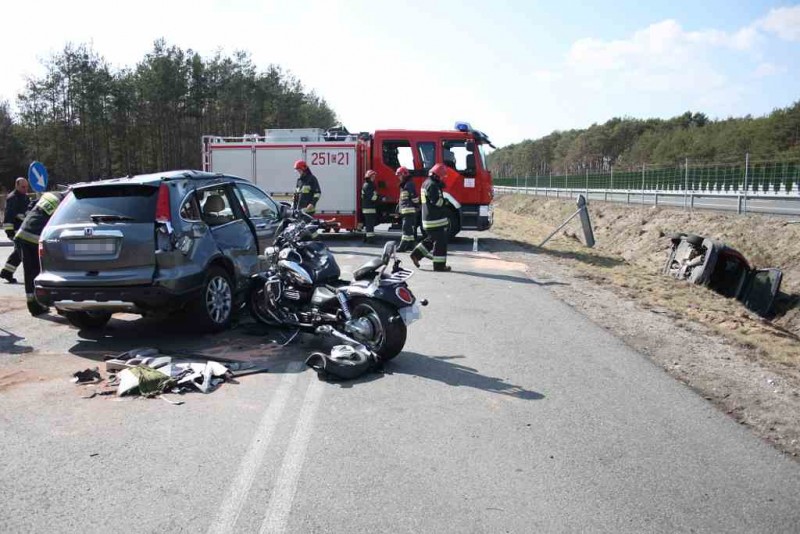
[27,300,49,316]
[409,250,422,268]
[433,264,452,273]
[0,270,16,284]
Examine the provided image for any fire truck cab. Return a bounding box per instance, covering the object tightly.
[202,123,494,239]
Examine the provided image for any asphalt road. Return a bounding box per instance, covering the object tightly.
[1,233,799,533]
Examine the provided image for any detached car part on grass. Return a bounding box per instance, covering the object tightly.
[663,233,782,317]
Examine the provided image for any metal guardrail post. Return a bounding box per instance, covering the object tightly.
[743,153,749,214]
[641,164,646,206]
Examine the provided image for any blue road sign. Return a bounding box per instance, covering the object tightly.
[28,161,49,193]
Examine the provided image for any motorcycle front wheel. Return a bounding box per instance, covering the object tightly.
[349,297,407,360]
[248,285,282,326]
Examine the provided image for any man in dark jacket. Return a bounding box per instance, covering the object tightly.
[15,190,67,315]
[395,166,419,252]
[1,178,31,283]
[410,163,451,272]
[361,170,378,243]
[292,160,322,214]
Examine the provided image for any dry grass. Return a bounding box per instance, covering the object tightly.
[493,195,800,365]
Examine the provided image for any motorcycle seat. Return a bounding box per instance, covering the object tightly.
[353,258,384,281]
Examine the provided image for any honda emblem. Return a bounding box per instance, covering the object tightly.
[84,228,93,237]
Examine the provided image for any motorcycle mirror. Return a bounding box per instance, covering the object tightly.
[381,241,397,264]
[279,204,291,219]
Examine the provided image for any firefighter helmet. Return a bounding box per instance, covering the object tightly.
[365,170,377,179]
[429,163,448,178]
[395,166,410,177]
[294,160,308,171]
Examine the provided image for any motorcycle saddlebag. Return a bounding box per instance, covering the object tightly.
[305,345,375,381]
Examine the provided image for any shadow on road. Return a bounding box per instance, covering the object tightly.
[451,269,568,286]
[383,352,545,400]
[0,326,33,354]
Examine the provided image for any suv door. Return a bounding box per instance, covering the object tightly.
[196,185,258,285]
[232,183,281,253]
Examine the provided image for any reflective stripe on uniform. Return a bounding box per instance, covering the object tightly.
[422,218,448,229]
[300,186,312,193]
[401,235,416,242]
[2,264,18,273]
[26,294,35,302]
[400,208,416,215]
[400,191,409,199]
[313,193,321,199]
[365,232,375,237]
[16,213,26,221]
[2,223,13,230]
[435,198,444,207]
[433,256,447,263]
[413,243,432,259]
[362,208,376,214]
[14,229,40,244]
[371,193,378,201]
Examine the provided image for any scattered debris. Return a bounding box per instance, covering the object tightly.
[663,233,783,317]
[71,368,101,384]
[75,347,271,402]
[305,345,378,381]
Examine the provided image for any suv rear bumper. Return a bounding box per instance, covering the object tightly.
[34,284,193,313]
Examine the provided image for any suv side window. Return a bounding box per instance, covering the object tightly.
[197,187,238,227]
[180,194,201,221]
[236,184,279,221]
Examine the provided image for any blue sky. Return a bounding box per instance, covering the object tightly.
[1,0,798,147]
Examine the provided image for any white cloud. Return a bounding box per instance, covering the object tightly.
[753,62,787,77]
[758,5,800,41]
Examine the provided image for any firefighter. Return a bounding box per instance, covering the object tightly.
[410,163,451,272]
[292,160,321,215]
[1,178,31,284]
[15,189,67,316]
[396,166,419,252]
[361,170,379,243]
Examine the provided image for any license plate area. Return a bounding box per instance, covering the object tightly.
[65,238,119,259]
[399,302,421,325]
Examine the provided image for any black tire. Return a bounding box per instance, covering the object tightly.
[248,283,281,326]
[686,234,703,246]
[65,311,112,330]
[349,297,406,360]
[446,209,461,241]
[193,266,234,332]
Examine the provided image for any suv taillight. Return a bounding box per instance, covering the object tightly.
[38,242,44,259]
[155,183,171,223]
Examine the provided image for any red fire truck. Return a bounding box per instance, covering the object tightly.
[201,123,494,238]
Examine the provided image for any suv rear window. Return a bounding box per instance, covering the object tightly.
[50,185,159,225]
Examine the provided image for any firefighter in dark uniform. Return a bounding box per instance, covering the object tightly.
[410,163,451,272]
[292,160,321,214]
[361,170,378,243]
[15,190,67,315]
[1,178,31,284]
[396,166,419,252]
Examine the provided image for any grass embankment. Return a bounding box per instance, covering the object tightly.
[493,195,800,365]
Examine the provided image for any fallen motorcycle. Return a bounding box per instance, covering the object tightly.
[248,211,426,360]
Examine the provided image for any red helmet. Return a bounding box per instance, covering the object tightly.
[294,160,308,171]
[395,166,410,177]
[365,170,377,179]
[429,163,448,178]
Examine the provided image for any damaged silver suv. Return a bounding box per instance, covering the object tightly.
[35,170,284,331]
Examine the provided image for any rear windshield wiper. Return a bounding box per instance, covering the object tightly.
[89,214,135,223]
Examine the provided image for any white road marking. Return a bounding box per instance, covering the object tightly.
[259,375,325,534]
[208,362,304,534]
[472,237,479,252]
